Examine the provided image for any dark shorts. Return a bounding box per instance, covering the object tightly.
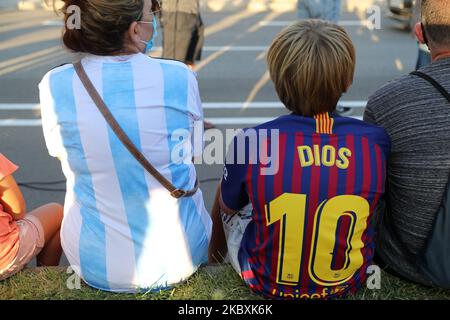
[161,11,204,64]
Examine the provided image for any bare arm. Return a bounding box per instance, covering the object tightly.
[208,184,239,263]
[0,175,26,220]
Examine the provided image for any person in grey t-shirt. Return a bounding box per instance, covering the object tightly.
[364,0,450,286]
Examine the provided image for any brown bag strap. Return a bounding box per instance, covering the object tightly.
[73,61,198,199]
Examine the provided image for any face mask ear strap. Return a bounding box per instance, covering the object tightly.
[138,16,158,53]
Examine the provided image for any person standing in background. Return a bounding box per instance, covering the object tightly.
[161,0,214,129]
[297,0,342,23]
[298,1,349,115]
[413,0,431,69]
[161,0,204,69]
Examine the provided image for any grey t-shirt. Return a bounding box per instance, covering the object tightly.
[364,57,450,285]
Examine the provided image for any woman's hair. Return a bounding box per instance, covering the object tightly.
[56,0,145,55]
[267,20,356,117]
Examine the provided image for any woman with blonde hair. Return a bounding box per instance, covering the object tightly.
[209,20,391,299]
[39,0,211,292]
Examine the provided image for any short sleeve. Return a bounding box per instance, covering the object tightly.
[0,154,18,181]
[364,94,392,159]
[187,70,203,121]
[363,95,379,126]
[220,133,250,211]
[39,70,65,158]
[187,70,204,157]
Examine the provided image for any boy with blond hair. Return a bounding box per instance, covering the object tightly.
[209,20,390,299]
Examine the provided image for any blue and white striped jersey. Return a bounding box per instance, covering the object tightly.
[39,53,212,292]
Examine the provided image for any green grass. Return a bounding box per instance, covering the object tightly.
[0,265,449,300]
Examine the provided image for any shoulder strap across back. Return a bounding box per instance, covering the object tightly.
[73,61,199,199]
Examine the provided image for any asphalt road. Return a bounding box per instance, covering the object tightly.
[0,4,416,228]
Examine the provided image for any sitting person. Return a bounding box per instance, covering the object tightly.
[364,0,450,287]
[39,0,211,292]
[0,153,63,280]
[209,20,391,299]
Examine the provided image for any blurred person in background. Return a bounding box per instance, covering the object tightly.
[297,0,342,23]
[160,0,214,129]
[161,0,204,69]
[298,1,350,115]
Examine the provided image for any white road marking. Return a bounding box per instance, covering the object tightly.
[203,101,367,109]
[153,46,268,52]
[259,20,374,27]
[206,116,364,125]
[0,116,364,127]
[0,102,365,126]
[0,103,40,110]
[0,101,367,111]
[42,20,64,27]
[44,19,375,29]
[203,46,268,52]
[0,119,42,127]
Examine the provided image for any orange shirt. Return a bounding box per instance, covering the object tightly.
[0,154,19,270]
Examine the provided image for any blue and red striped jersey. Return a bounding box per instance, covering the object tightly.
[221,113,390,299]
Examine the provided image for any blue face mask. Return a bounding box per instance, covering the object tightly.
[139,15,158,53]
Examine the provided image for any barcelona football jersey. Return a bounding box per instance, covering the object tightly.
[221,113,390,299]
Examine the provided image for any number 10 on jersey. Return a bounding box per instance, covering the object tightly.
[265,194,370,286]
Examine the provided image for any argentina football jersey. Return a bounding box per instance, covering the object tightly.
[39,53,212,292]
